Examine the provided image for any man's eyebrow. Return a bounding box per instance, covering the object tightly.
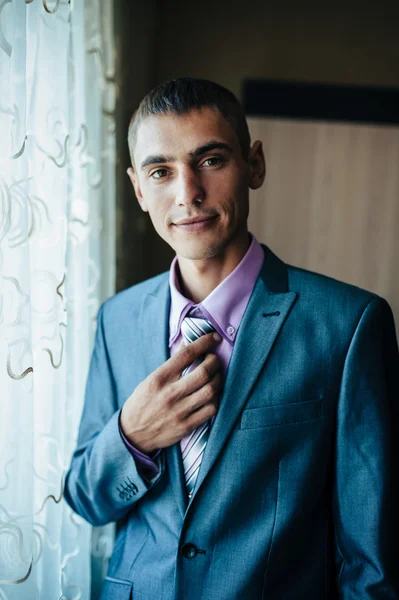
[188,141,234,159]
[140,141,234,171]
[140,154,174,170]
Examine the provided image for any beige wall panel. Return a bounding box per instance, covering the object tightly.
[247,117,399,328]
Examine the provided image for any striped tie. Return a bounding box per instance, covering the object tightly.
[180,315,215,498]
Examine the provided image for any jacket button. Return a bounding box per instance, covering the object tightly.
[181,543,198,559]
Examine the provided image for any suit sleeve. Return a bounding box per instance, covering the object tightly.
[118,412,161,480]
[333,296,399,597]
[63,304,165,526]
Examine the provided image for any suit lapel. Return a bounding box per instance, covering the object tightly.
[139,277,187,519]
[139,277,170,376]
[189,246,297,506]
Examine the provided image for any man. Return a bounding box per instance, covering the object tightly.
[64,78,399,599]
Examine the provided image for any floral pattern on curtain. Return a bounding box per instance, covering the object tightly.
[0,0,116,598]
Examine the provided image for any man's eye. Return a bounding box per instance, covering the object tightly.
[202,157,223,167]
[151,169,168,179]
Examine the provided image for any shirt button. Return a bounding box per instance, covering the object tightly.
[227,325,235,335]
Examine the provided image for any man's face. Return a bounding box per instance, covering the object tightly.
[128,107,265,261]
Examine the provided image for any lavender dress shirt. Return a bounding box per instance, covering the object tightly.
[119,233,264,480]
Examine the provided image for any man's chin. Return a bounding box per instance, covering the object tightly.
[175,242,225,261]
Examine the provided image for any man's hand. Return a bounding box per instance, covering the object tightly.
[120,332,223,454]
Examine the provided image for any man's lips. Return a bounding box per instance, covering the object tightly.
[173,215,218,231]
[174,215,217,226]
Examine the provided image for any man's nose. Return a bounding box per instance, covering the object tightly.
[174,169,205,206]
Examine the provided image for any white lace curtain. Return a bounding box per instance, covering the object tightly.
[0,1,116,598]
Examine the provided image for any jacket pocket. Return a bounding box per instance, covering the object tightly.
[240,398,323,430]
[99,577,133,600]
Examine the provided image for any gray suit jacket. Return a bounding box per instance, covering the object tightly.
[64,244,399,599]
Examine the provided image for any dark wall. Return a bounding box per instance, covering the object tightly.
[114,1,174,293]
[156,0,399,98]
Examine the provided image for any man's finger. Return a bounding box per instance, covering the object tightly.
[159,332,222,382]
[178,353,222,397]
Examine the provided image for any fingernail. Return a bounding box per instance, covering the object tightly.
[213,333,222,342]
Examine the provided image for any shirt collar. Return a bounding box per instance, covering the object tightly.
[168,233,264,346]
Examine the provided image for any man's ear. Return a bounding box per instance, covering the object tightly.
[127,167,148,212]
[248,141,266,190]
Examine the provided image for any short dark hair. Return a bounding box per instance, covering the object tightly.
[128,77,251,163]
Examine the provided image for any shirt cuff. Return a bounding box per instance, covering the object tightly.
[118,410,161,481]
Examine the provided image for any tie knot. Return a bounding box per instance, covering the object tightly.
[181,315,215,345]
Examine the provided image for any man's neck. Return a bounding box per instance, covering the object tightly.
[176,234,251,303]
